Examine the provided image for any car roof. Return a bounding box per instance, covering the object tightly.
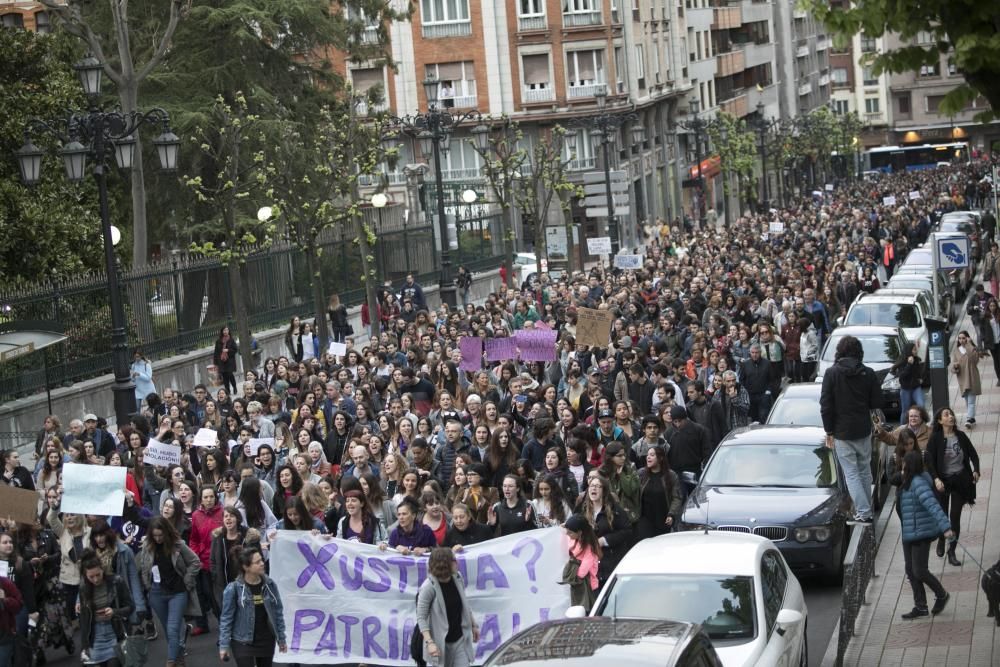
[825,324,901,337]
[852,292,920,305]
[485,618,701,666]
[775,382,822,399]
[720,424,827,448]
[611,531,768,577]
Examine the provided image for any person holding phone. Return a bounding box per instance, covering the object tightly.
[219,548,287,667]
[78,550,135,666]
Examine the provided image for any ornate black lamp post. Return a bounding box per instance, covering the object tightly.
[678,98,711,228]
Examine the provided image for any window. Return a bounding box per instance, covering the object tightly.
[865,97,880,114]
[34,11,50,34]
[926,95,945,114]
[947,59,957,76]
[895,94,911,117]
[425,61,477,108]
[421,0,471,38]
[563,0,601,27]
[860,33,875,53]
[1,13,24,29]
[635,45,646,88]
[760,551,788,636]
[564,127,596,169]
[518,0,546,31]
[831,67,848,86]
[522,54,553,102]
[350,67,385,112]
[614,46,626,94]
[696,31,702,60]
[919,62,940,77]
[862,66,877,86]
[915,31,935,44]
[440,139,483,180]
[566,49,605,98]
[832,99,849,115]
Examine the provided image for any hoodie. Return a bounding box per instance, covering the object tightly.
[820,356,883,440]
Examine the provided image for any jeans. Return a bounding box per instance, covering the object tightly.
[0,637,12,667]
[835,436,873,520]
[963,391,977,421]
[902,538,946,608]
[149,584,188,661]
[899,386,925,424]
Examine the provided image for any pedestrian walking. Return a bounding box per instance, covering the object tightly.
[218,547,287,667]
[951,330,982,428]
[213,327,239,396]
[416,548,479,667]
[925,407,980,566]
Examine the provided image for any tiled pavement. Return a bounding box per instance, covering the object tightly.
[834,315,1000,666]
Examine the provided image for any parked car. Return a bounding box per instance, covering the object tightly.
[842,292,930,360]
[514,252,539,288]
[766,383,890,511]
[898,241,973,296]
[815,324,908,419]
[483,617,724,667]
[680,425,853,580]
[886,274,955,325]
[578,532,807,667]
[938,211,982,262]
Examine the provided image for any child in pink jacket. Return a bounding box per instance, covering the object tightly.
[564,514,601,610]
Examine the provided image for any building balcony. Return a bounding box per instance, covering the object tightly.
[795,44,810,59]
[562,11,602,28]
[864,112,885,124]
[568,82,606,99]
[354,100,387,115]
[518,14,547,32]
[816,36,830,51]
[712,6,741,30]
[358,171,407,187]
[422,21,472,39]
[719,92,748,117]
[441,167,483,181]
[568,156,596,171]
[798,82,812,96]
[716,48,745,77]
[447,94,478,108]
[744,42,772,68]
[793,8,808,19]
[818,73,831,86]
[523,87,555,103]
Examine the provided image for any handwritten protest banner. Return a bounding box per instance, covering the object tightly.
[514,329,558,362]
[61,463,127,517]
[271,528,568,665]
[613,254,643,269]
[909,190,922,200]
[459,337,484,371]
[575,307,614,348]
[193,428,218,448]
[0,484,43,525]
[327,341,347,357]
[485,337,518,362]
[586,237,612,255]
[145,438,181,466]
[883,195,897,207]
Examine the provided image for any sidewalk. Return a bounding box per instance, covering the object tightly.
[835,317,1000,665]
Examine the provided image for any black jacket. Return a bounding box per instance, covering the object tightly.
[686,398,727,450]
[740,357,772,396]
[925,429,980,504]
[666,420,712,474]
[820,357,883,439]
[80,575,134,650]
[213,336,239,374]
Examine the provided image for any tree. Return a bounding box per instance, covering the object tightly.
[0,28,108,289]
[40,0,185,268]
[186,93,274,374]
[811,0,999,118]
[706,114,757,216]
[469,118,523,288]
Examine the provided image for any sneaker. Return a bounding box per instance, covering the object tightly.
[901,606,929,620]
[965,420,973,429]
[144,619,158,641]
[848,516,873,526]
[969,418,976,425]
[932,592,950,615]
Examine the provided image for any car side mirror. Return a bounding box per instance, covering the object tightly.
[775,608,803,636]
[565,605,587,619]
[835,316,845,327]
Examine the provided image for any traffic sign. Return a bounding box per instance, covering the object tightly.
[586,206,630,218]
[935,235,970,270]
[583,182,629,194]
[583,194,629,207]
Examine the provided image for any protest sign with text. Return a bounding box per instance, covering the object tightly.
[271,529,569,665]
[574,307,614,348]
[61,463,127,517]
[144,438,182,466]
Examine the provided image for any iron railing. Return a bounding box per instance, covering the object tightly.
[836,523,877,665]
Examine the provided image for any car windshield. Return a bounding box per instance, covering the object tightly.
[846,303,920,328]
[596,574,756,642]
[767,398,822,426]
[700,444,838,488]
[939,221,972,233]
[822,334,901,363]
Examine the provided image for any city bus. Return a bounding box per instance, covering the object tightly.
[863,142,970,173]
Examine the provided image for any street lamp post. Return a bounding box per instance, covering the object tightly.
[15,55,180,429]
[678,98,710,229]
[751,101,779,209]
[389,77,481,308]
[573,86,639,257]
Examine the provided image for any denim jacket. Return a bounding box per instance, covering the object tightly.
[219,575,286,651]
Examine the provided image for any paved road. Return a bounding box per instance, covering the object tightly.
[38,623,223,667]
[804,578,843,666]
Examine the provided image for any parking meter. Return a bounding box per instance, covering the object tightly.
[925,316,950,414]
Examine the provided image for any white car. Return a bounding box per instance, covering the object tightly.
[573,532,808,667]
[843,291,930,359]
[513,252,539,287]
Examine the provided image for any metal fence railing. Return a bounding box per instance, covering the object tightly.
[836,522,878,665]
[0,206,505,405]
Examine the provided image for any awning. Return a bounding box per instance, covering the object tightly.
[0,330,67,362]
[689,155,722,179]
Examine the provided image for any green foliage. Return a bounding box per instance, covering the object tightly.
[809,0,1000,119]
[707,114,756,192]
[0,29,112,289]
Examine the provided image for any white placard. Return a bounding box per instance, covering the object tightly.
[825,183,834,191]
[883,195,897,206]
[586,237,612,255]
[248,437,275,457]
[0,561,8,578]
[144,438,182,466]
[909,190,922,200]
[60,463,127,517]
[327,341,347,357]
[271,528,569,665]
[768,221,785,234]
[193,428,218,448]
[613,254,643,269]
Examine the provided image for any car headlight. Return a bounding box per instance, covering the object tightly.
[813,527,832,542]
[793,528,811,543]
[882,374,901,391]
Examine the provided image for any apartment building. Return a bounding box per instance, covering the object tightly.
[772,1,829,117]
[0,1,49,31]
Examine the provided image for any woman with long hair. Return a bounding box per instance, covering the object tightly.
[575,473,632,585]
[190,486,224,634]
[416,548,479,667]
[236,477,278,532]
[254,443,279,489]
[220,471,241,508]
[35,448,63,494]
[444,465,468,512]
[328,293,351,343]
[486,428,519,488]
[46,498,91,631]
[214,326,240,395]
[898,450,953,619]
[926,407,981,566]
[0,531,35,636]
[77,549,135,667]
[198,448,228,491]
[159,464,189,513]
[531,474,572,527]
[17,516,69,658]
[1,449,34,490]
[272,463,303,519]
[284,316,304,363]
[359,472,396,534]
[951,330,983,428]
[420,490,451,546]
[209,507,260,612]
[540,446,579,501]
[380,452,406,500]
[218,547,288,667]
[307,441,332,478]
[636,445,682,539]
[161,496,191,543]
[274,496,325,532]
[394,417,416,456]
[597,442,641,523]
[393,469,422,508]
[136,517,201,666]
[487,475,534,537]
[335,489,387,545]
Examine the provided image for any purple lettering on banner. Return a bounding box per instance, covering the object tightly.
[475,553,510,590]
[402,618,417,661]
[512,537,543,593]
[387,610,401,660]
[485,337,517,362]
[364,557,392,593]
[291,609,325,652]
[475,614,502,662]
[339,556,365,591]
[297,541,337,589]
[539,607,550,622]
[455,554,469,583]
[460,337,483,371]
[314,615,339,655]
[386,556,416,592]
[512,612,521,635]
[514,330,557,362]
[361,617,386,659]
[339,615,359,657]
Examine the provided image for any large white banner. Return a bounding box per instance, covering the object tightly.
[61,463,127,516]
[271,528,570,665]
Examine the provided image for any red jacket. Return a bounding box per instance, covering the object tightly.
[0,577,23,636]
[189,503,224,570]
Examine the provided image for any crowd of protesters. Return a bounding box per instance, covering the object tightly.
[3,153,998,666]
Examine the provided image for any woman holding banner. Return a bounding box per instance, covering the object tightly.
[218,547,287,667]
[416,547,479,667]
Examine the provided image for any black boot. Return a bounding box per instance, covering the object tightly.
[947,545,962,566]
[936,538,945,558]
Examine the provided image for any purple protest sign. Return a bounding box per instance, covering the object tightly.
[514,329,557,362]
[460,337,484,371]
[485,337,518,362]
